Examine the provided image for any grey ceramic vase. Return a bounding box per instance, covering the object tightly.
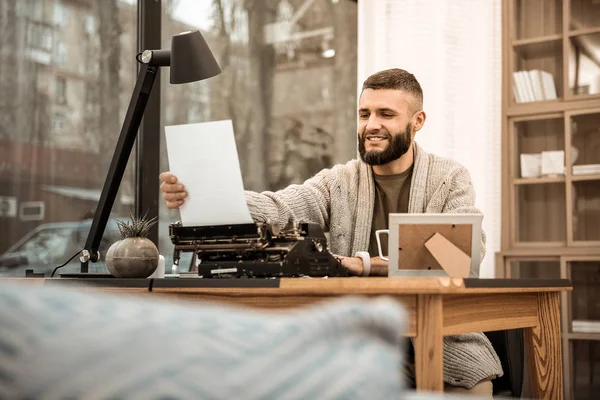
[105,238,159,278]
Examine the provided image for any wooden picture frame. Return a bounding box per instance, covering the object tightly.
[386,213,482,278]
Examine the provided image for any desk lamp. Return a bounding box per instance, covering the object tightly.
[79,30,221,273]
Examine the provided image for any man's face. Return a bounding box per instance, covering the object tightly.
[357,89,417,166]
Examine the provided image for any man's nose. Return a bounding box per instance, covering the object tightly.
[365,115,382,131]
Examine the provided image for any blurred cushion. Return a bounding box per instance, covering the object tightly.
[0,282,407,399]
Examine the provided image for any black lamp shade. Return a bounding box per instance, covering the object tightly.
[170,30,222,84]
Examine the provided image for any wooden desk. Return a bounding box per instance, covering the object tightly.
[36,277,571,398]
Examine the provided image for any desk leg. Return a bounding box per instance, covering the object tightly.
[525,292,563,400]
[414,294,443,392]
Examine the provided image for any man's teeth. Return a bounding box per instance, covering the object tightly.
[368,137,386,141]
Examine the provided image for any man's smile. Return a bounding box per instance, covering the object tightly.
[364,134,390,146]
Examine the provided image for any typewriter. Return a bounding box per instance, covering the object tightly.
[169,221,348,278]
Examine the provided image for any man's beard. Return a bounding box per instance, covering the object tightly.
[358,123,412,166]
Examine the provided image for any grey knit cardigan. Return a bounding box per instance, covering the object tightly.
[245,142,503,388]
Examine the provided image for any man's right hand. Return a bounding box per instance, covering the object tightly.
[160,172,188,209]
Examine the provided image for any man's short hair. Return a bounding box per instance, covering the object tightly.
[362,68,423,114]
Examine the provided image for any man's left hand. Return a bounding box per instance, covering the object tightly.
[333,255,364,276]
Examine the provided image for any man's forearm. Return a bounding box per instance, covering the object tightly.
[334,255,388,276]
[369,257,388,276]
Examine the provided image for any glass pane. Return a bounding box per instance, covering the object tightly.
[514,0,562,40]
[513,41,562,103]
[0,1,136,277]
[509,260,560,279]
[569,0,600,31]
[570,261,600,331]
[569,33,600,97]
[515,183,566,242]
[570,340,600,399]
[572,181,600,241]
[514,117,564,178]
[159,0,358,271]
[571,112,600,174]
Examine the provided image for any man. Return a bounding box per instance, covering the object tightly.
[160,68,502,396]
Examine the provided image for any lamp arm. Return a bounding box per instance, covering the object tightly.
[80,62,159,273]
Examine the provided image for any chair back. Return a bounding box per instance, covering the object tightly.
[485,329,524,398]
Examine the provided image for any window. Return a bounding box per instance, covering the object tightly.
[52,114,67,134]
[25,1,43,21]
[85,43,100,75]
[158,0,358,269]
[55,77,67,104]
[53,3,67,27]
[19,201,45,222]
[55,41,68,64]
[85,15,96,34]
[26,20,53,52]
[0,0,136,277]
[0,196,17,218]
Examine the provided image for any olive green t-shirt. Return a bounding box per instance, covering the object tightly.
[368,165,414,258]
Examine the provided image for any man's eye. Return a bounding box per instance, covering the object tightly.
[381,113,393,118]
[359,114,369,118]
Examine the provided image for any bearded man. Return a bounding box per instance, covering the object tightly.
[159,68,503,396]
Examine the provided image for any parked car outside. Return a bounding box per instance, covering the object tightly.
[0,219,124,277]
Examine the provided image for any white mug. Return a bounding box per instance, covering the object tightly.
[148,255,165,279]
[375,229,389,261]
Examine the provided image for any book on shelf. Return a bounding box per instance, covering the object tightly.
[572,319,600,334]
[513,69,557,103]
[573,164,600,175]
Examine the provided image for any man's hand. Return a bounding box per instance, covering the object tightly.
[332,254,364,276]
[160,172,188,209]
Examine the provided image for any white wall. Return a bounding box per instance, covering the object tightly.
[358,0,502,277]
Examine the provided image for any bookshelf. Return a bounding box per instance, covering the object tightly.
[499,1,600,398]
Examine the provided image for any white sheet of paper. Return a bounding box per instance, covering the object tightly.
[164,120,254,226]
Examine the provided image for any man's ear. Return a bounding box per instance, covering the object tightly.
[413,110,426,132]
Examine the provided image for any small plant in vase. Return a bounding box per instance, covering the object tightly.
[105,212,159,278]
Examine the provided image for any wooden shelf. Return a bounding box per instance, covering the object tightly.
[510,99,561,111]
[498,246,600,258]
[507,101,566,117]
[571,173,600,182]
[512,242,567,249]
[502,2,600,397]
[507,97,600,117]
[569,241,600,248]
[514,176,565,185]
[568,26,600,38]
[512,36,561,58]
[512,34,562,48]
[567,93,600,103]
[567,332,600,341]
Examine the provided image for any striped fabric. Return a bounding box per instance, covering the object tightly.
[0,283,407,399]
